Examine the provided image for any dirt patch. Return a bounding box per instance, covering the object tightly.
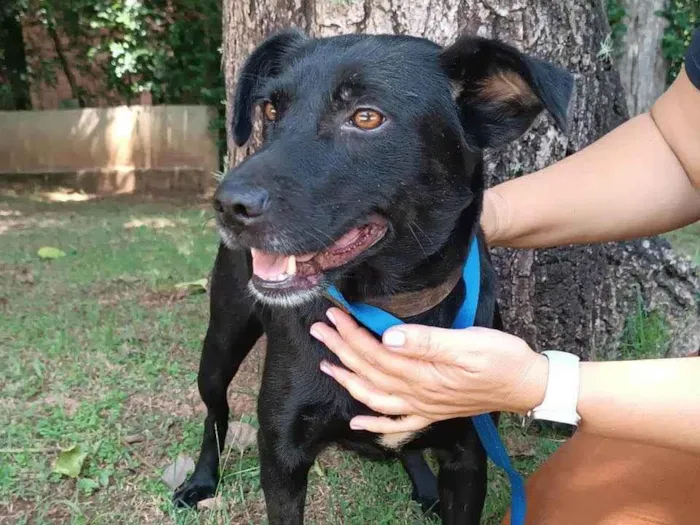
[1,484,78,524]
[89,278,206,309]
[0,498,35,524]
[35,393,81,417]
[138,287,207,308]
[0,216,65,235]
[123,217,183,230]
[220,496,268,525]
[305,447,355,523]
[124,388,204,420]
[11,267,35,285]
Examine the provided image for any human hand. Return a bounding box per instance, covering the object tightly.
[310,308,548,433]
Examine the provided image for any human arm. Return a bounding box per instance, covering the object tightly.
[311,309,700,455]
[481,65,700,248]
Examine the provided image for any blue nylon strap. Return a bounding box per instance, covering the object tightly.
[325,236,526,525]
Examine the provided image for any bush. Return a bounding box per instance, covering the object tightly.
[606,0,628,54]
[660,0,699,84]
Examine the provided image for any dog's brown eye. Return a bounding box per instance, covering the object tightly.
[263,102,278,122]
[351,109,384,130]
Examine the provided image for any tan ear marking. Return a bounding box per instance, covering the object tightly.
[479,71,538,105]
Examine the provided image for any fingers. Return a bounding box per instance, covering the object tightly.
[321,361,464,417]
[382,324,513,366]
[319,362,414,415]
[349,414,434,434]
[312,310,422,386]
[380,323,467,363]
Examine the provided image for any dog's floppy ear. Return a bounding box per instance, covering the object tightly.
[439,36,574,149]
[232,28,307,146]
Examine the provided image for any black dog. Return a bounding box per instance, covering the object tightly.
[174,29,572,524]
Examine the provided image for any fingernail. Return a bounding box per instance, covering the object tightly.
[383,329,406,347]
[326,309,336,325]
[310,324,324,342]
[319,361,334,377]
[350,419,365,431]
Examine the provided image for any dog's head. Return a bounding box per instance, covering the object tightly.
[215,29,573,306]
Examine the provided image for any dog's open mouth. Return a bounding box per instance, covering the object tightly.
[250,216,388,295]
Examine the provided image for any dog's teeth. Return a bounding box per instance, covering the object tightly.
[287,256,297,276]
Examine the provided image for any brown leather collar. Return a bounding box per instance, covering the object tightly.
[327,266,464,319]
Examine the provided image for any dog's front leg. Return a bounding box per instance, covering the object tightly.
[174,246,263,507]
[259,431,314,525]
[401,451,440,516]
[434,422,488,525]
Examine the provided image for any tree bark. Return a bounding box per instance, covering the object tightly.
[617,0,668,115]
[0,2,31,110]
[222,0,699,360]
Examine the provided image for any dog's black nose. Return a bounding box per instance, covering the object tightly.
[214,183,270,224]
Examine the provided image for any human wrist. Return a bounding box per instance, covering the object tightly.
[481,188,507,246]
[510,353,549,414]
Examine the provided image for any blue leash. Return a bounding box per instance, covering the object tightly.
[326,236,526,525]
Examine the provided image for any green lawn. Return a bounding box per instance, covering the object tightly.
[0,192,695,524]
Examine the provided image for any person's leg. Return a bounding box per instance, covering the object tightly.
[502,431,700,525]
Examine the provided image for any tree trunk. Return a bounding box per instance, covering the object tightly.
[0,3,32,110]
[44,8,84,107]
[222,0,699,360]
[617,0,668,115]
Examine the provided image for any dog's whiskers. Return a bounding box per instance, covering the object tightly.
[410,221,446,261]
[410,221,433,247]
[308,226,335,249]
[408,222,430,259]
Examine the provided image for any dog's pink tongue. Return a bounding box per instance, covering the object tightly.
[250,249,291,280]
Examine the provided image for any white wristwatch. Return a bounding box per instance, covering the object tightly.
[524,351,581,428]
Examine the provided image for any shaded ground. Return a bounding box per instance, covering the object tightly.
[1,192,695,524]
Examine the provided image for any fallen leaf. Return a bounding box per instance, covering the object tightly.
[174,278,208,294]
[224,422,257,453]
[53,444,88,478]
[197,495,224,511]
[161,455,195,490]
[123,434,145,445]
[38,246,66,260]
[313,460,325,478]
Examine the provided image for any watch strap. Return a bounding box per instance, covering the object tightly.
[525,351,581,427]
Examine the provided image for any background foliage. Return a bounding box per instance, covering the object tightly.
[606,0,628,55]
[660,0,699,84]
[0,0,225,153]
[606,0,699,84]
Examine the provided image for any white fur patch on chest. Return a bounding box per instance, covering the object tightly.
[378,431,417,450]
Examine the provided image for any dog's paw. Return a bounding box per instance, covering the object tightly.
[173,476,217,508]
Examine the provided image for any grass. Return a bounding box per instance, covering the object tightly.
[0,191,697,524]
[619,292,670,360]
[665,222,700,265]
